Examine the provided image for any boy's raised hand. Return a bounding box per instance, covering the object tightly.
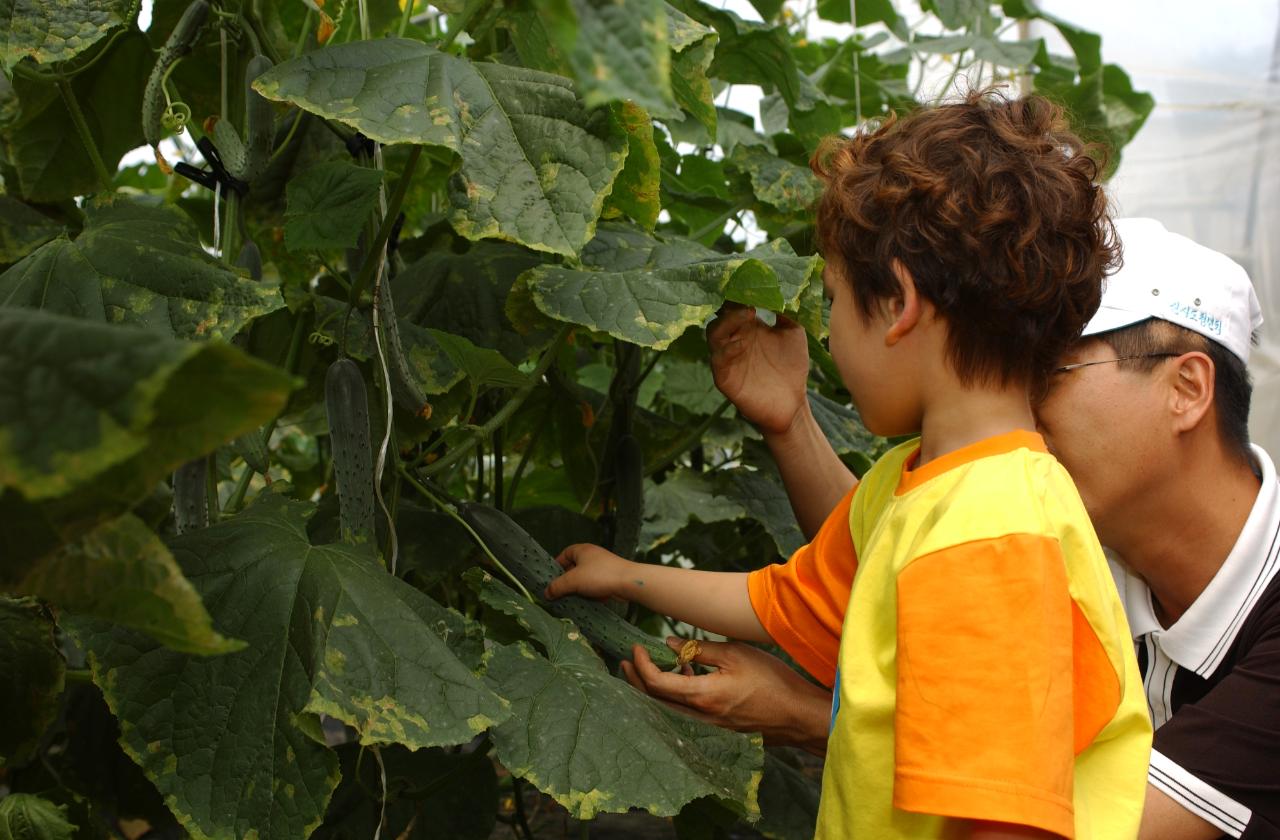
[707,304,810,436]
[546,543,633,601]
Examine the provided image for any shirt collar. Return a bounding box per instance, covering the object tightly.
[1111,444,1280,676]
[896,429,1046,495]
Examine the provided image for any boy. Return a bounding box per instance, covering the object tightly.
[547,91,1152,839]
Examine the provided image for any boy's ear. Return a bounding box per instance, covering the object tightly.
[884,260,921,346]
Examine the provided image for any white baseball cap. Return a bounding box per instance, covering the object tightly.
[1082,218,1264,364]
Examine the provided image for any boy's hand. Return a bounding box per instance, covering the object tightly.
[546,543,633,601]
[707,304,810,437]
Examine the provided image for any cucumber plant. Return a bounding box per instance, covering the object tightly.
[0,1,1152,838]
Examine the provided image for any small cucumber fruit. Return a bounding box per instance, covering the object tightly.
[239,54,275,182]
[325,359,376,543]
[172,457,209,535]
[142,0,210,148]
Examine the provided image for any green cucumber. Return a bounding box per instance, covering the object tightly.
[457,501,679,669]
[235,240,263,281]
[325,359,376,543]
[373,272,433,419]
[612,434,644,560]
[210,117,247,177]
[240,55,275,182]
[142,0,210,147]
[172,457,208,534]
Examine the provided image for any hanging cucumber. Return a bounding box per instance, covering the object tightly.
[172,457,209,535]
[373,268,433,419]
[456,501,679,669]
[142,0,210,156]
[235,240,263,281]
[240,54,275,182]
[612,434,645,560]
[325,359,376,543]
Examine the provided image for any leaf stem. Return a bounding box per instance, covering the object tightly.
[690,203,744,242]
[504,399,552,510]
[511,777,536,840]
[397,468,536,603]
[643,397,732,477]
[421,326,570,479]
[440,0,490,50]
[398,0,416,37]
[57,80,112,191]
[348,145,423,307]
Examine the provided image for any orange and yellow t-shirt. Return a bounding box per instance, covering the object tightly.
[747,430,1152,839]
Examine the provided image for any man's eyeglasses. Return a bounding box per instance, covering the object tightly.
[1033,352,1185,403]
[1051,352,1184,375]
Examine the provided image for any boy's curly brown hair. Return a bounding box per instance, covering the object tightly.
[811,88,1119,386]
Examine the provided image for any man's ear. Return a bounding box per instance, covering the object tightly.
[884,260,921,346]
[1168,352,1215,434]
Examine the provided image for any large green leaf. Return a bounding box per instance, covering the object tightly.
[0,195,62,263]
[312,297,465,397]
[316,743,498,840]
[0,0,129,69]
[756,750,821,840]
[640,459,804,557]
[726,145,822,213]
[0,307,295,567]
[284,161,384,252]
[666,4,718,139]
[392,240,554,364]
[0,793,75,840]
[659,359,724,415]
[76,494,509,840]
[1041,62,1153,162]
[19,514,243,655]
[510,224,824,349]
[640,468,749,551]
[0,29,149,201]
[670,0,823,112]
[0,597,64,768]
[0,202,283,340]
[512,0,678,118]
[606,101,662,229]
[467,569,763,820]
[806,390,884,457]
[723,463,804,556]
[254,40,628,257]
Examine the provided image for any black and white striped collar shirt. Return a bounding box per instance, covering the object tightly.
[1108,444,1280,839]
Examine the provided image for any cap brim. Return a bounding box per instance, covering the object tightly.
[1081,305,1149,338]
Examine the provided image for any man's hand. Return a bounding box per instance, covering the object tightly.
[546,544,634,601]
[707,304,811,437]
[621,637,832,755]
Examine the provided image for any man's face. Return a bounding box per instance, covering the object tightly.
[1034,337,1170,541]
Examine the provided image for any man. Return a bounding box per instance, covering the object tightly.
[623,219,1280,839]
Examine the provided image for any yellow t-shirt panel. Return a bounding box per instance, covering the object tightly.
[816,431,1152,840]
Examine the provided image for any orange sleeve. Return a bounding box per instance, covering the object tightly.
[893,534,1077,839]
[746,488,857,688]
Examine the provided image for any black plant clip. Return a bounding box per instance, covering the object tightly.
[174,136,249,197]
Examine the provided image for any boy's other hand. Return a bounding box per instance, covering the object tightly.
[621,637,832,756]
[707,304,810,436]
[546,543,632,601]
